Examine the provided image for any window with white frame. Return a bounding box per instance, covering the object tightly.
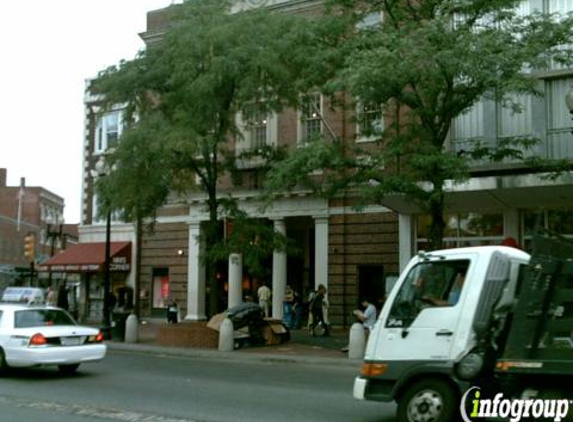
[91,194,121,225]
[95,110,122,154]
[299,93,322,143]
[356,101,384,142]
[92,194,104,225]
[236,107,277,154]
[241,106,268,148]
[249,110,267,148]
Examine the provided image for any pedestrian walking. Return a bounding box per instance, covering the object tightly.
[308,284,329,336]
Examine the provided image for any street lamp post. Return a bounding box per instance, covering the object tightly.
[91,157,112,340]
[102,207,112,340]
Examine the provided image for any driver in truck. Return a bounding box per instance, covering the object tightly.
[419,269,466,307]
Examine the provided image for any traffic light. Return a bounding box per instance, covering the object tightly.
[23,233,36,262]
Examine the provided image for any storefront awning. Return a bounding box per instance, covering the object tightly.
[37,242,131,273]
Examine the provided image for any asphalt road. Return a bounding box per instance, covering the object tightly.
[0,349,396,422]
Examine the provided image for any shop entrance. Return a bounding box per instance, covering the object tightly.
[358,264,386,312]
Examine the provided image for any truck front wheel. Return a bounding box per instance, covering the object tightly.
[397,379,458,422]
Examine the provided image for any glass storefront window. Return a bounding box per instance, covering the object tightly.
[416,214,458,239]
[523,210,544,237]
[152,268,170,309]
[460,213,504,237]
[523,208,573,251]
[416,212,504,251]
[548,210,573,235]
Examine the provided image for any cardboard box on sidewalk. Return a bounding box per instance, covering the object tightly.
[261,319,289,345]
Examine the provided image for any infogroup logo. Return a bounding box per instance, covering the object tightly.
[460,387,571,422]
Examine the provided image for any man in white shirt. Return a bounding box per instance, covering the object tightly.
[342,297,378,352]
[257,283,272,318]
[354,298,377,331]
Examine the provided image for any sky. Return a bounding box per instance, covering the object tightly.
[0,0,178,224]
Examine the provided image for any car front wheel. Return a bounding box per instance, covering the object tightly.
[397,378,458,422]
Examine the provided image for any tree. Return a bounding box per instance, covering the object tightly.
[267,0,573,250]
[93,113,173,316]
[91,0,322,314]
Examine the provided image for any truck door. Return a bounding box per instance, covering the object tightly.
[382,258,471,361]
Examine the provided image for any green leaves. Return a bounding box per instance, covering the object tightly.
[94,111,172,224]
[267,0,573,249]
[91,0,331,312]
[208,203,299,280]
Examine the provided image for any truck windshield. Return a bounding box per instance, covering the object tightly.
[386,259,470,328]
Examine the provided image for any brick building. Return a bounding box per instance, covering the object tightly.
[74,0,572,328]
[69,1,399,327]
[0,168,78,289]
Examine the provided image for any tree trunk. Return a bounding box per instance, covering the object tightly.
[428,187,446,251]
[206,193,220,317]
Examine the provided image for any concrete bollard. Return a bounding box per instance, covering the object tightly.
[125,313,139,343]
[218,318,234,352]
[348,322,366,359]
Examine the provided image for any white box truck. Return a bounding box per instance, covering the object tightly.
[353,233,573,422]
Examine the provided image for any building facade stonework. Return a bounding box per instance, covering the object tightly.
[78,0,573,328]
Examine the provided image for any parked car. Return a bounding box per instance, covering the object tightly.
[0,303,106,374]
[1,287,45,304]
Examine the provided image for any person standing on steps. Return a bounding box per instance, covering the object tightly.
[257,282,272,318]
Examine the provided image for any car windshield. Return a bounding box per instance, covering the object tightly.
[14,309,76,328]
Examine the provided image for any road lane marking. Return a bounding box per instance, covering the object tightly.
[0,396,199,422]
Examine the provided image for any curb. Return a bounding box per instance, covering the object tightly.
[106,341,363,369]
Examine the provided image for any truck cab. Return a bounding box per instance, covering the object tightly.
[353,245,530,422]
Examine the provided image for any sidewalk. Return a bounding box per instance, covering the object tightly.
[107,318,362,368]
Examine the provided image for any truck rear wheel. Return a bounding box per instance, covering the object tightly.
[397,379,458,422]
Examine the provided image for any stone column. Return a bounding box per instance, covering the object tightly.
[228,253,243,309]
[399,214,414,272]
[272,218,287,320]
[185,222,206,321]
[314,216,329,291]
[314,216,329,324]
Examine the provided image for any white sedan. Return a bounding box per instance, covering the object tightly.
[0,303,106,374]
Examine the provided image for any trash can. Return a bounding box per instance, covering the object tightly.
[111,311,130,341]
